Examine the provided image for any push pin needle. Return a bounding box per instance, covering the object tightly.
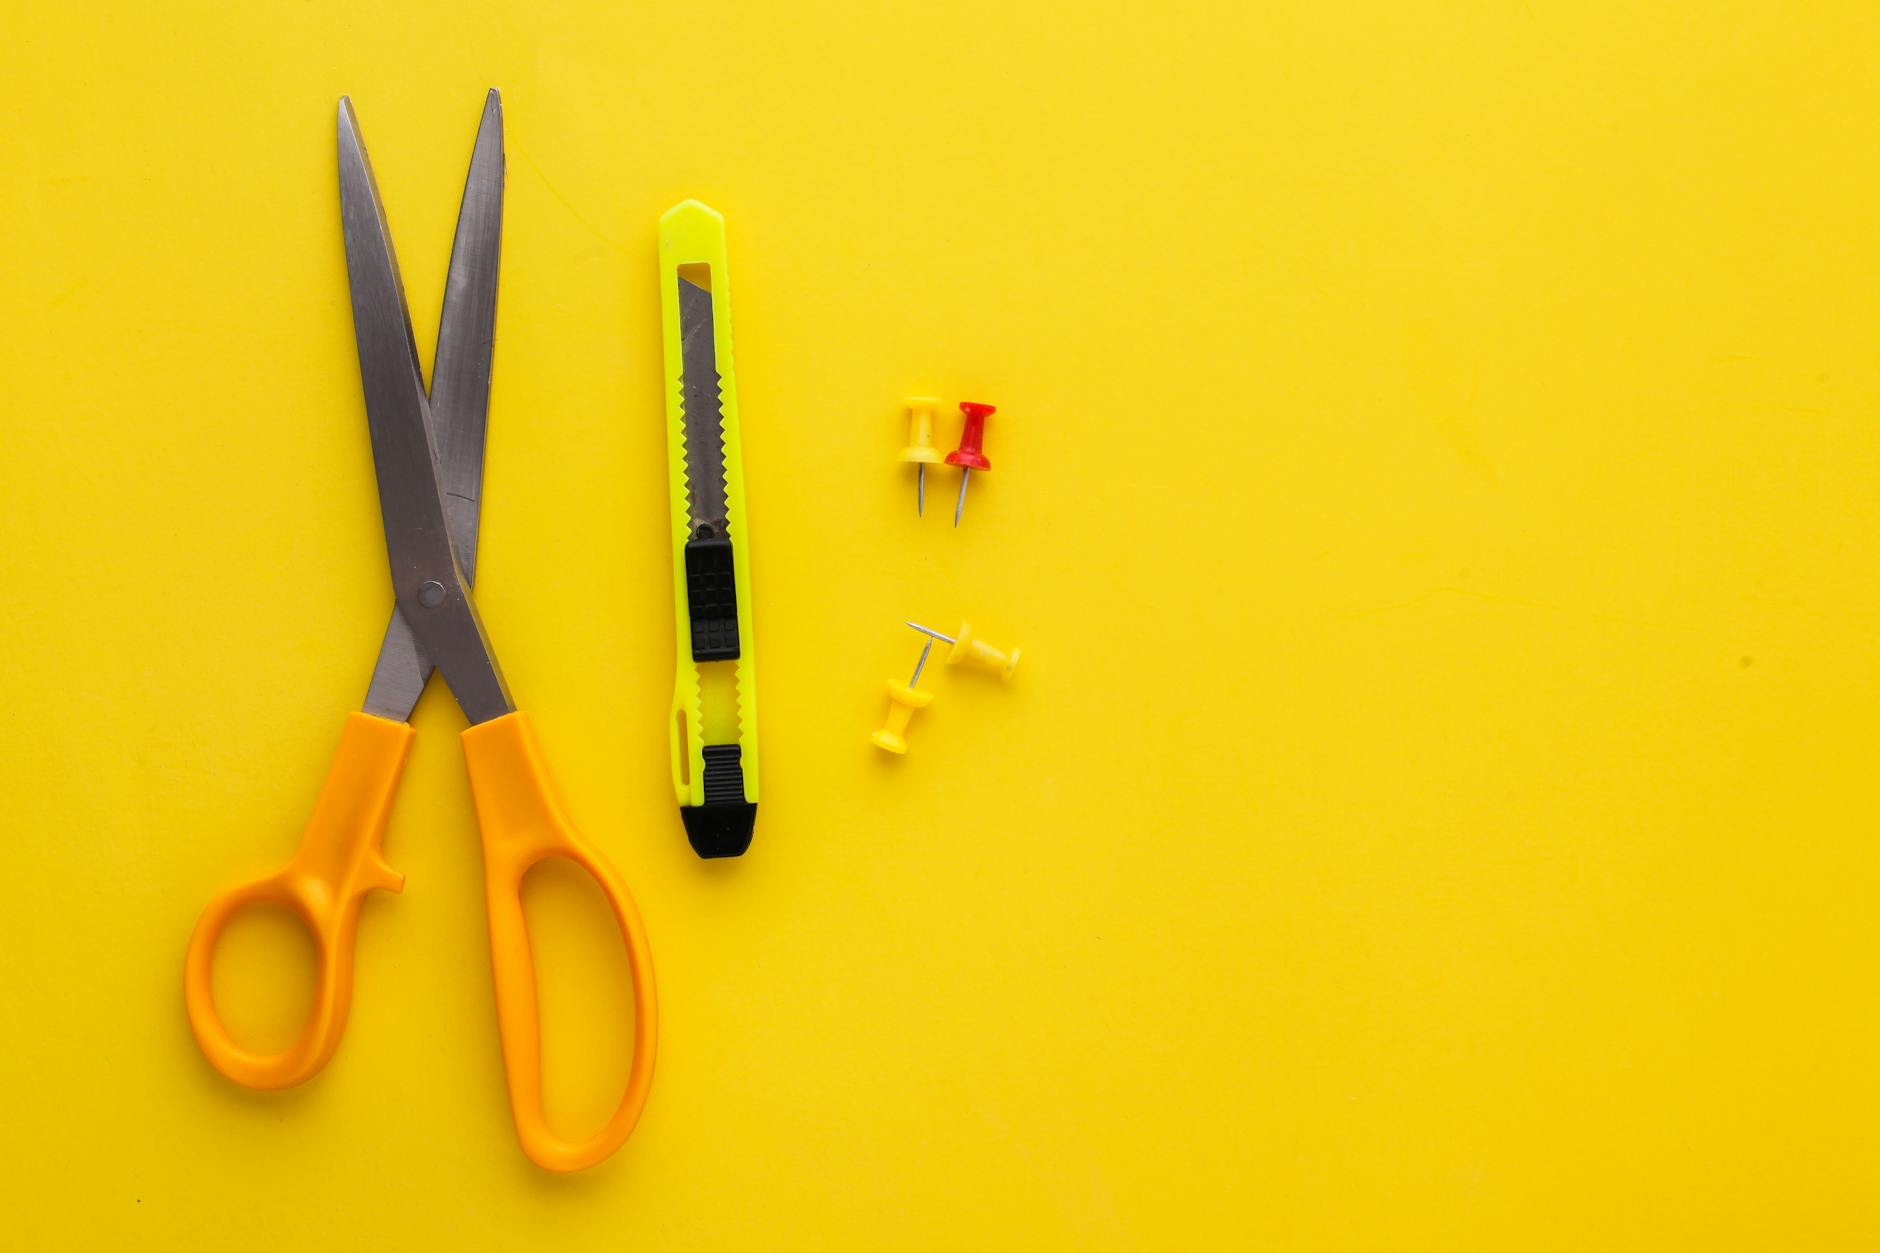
[906,620,1022,682]
[871,638,936,754]
[946,402,995,527]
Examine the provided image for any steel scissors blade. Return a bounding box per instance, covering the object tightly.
[337,93,509,724]
[358,88,504,724]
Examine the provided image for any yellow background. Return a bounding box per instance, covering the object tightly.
[3,1,1877,1247]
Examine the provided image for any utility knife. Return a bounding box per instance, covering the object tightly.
[658,200,759,858]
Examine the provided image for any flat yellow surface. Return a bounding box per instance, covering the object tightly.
[2,1,1877,1247]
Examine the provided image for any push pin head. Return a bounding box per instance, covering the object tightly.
[906,620,1021,683]
[900,396,944,516]
[946,402,996,526]
[946,402,994,472]
[872,637,937,754]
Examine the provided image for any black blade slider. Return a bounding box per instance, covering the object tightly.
[684,533,740,660]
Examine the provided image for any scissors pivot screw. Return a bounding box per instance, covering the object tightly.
[417,580,447,607]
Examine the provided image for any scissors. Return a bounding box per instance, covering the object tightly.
[183,90,656,1173]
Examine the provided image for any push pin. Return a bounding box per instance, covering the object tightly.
[871,637,937,754]
[946,402,995,527]
[899,396,944,515]
[906,620,1021,682]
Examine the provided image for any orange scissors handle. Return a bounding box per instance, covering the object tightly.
[462,712,658,1173]
[184,713,412,1088]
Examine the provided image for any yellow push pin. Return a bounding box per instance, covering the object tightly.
[871,637,937,754]
[899,395,944,515]
[907,620,1021,682]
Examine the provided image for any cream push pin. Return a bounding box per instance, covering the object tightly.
[906,620,1021,682]
[900,396,944,515]
[872,637,937,754]
[947,401,995,527]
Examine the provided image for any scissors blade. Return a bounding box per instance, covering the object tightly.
[358,92,503,722]
[362,607,428,721]
[340,97,513,726]
[430,88,503,584]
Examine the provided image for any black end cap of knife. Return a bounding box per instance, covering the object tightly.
[684,743,756,858]
[681,801,756,858]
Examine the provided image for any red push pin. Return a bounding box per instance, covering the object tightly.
[946,402,995,527]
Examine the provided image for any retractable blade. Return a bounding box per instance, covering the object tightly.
[678,276,729,541]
